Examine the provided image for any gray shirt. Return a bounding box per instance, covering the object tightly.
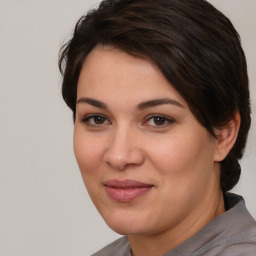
[92,193,256,256]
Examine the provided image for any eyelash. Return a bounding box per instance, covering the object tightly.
[143,114,175,127]
[80,114,111,126]
[80,114,175,128]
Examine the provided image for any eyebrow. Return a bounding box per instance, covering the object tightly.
[76,97,107,109]
[76,97,184,110]
[137,98,184,110]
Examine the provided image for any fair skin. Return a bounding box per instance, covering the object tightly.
[74,45,240,256]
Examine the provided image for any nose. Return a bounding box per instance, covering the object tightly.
[103,127,145,170]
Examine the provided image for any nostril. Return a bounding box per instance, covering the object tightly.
[103,147,145,170]
[103,129,145,170]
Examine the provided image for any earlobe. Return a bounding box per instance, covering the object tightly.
[214,111,241,162]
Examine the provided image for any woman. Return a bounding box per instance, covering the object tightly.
[59,0,256,255]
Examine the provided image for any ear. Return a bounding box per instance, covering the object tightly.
[214,111,241,162]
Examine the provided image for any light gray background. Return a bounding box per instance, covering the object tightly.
[0,0,255,255]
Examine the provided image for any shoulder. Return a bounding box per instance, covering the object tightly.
[91,236,131,256]
[197,193,256,256]
[194,240,256,256]
[222,241,256,256]
[170,193,256,256]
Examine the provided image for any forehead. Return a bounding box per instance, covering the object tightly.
[77,45,187,107]
[79,45,157,85]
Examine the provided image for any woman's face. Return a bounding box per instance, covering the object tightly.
[74,45,221,236]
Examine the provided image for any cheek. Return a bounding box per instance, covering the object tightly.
[73,128,104,180]
[147,137,194,174]
[146,134,217,215]
[147,133,216,178]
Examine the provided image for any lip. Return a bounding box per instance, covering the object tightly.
[103,179,154,202]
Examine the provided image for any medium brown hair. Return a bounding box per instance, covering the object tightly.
[59,0,251,192]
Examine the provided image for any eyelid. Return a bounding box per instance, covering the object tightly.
[142,114,175,127]
[80,114,111,126]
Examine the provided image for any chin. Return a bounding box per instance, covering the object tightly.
[107,223,147,236]
[102,211,150,236]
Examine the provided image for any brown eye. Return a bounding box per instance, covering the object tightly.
[93,116,106,124]
[81,114,111,126]
[143,115,175,128]
[153,117,166,126]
